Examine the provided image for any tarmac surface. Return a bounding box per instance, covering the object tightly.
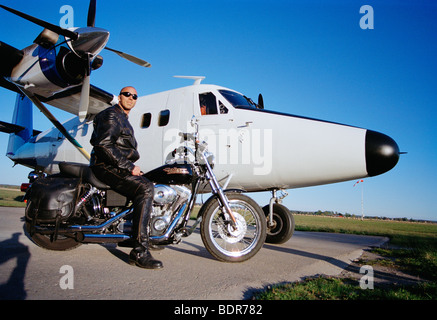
[0,207,388,300]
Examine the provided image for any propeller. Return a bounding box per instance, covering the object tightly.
[0,1,151,121]
[0,4,78,40]
[257,94,264,109]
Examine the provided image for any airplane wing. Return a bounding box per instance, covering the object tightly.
[35,84,117,117]
[0,78,117,118]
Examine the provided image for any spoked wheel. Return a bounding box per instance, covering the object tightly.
[200,193,266,262]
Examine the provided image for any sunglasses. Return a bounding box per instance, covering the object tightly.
[120,92,138,100]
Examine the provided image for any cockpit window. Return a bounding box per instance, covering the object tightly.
[199,92,218,115]
[199,92,230,115]
[219,101,228,114]
[219,90,256,108]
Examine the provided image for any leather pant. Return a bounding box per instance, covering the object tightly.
[91,165,154,248]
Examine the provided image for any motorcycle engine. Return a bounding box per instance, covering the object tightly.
[150,184,191,236]
[153,185,177,205]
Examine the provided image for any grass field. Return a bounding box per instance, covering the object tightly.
[256,214,437,300]
[0,187,26,207]
[294,214,437,247]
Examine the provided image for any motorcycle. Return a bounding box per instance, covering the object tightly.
[23,128,267,263]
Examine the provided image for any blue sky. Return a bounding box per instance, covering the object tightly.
[0,0,436,221]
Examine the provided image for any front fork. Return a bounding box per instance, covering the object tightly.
[202,155,238,228]
[267,189,289,228]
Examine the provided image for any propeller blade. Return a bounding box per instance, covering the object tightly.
[0,4,78,41]
[87,0,97,27]
[105,47,151,68]
[258,94,264,109]
[78,54,91,122]
[78,75,90,122]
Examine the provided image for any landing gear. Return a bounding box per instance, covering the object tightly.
[263,190,295,244]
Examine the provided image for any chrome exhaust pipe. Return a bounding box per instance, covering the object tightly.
[33,208,132,234]
[82,233,130,243]
[70,208,132,231]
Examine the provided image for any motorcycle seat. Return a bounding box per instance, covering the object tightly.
[58,162,111,190]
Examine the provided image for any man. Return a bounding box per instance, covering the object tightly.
[90,86,163,269]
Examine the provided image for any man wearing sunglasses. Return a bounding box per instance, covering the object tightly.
[90,86,163,269]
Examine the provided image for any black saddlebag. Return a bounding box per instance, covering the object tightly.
[25,175,80,223]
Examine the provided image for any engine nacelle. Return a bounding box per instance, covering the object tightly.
[9,44,91,96]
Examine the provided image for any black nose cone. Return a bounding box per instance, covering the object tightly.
[365,130,400,177]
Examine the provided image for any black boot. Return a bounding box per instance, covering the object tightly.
[119,238,165,251]
[129,246,163,269]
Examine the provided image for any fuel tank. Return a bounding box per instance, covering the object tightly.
[144,163,194,185]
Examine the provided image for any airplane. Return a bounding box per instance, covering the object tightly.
[0,1,401,244]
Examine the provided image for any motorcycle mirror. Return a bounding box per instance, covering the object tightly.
[190,115,197,127]
[190,115,199,139]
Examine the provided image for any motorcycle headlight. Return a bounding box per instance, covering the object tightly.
[205,152,215,167]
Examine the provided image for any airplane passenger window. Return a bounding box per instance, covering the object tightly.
[199,92,218,115]
[158,109,170,127]
[141,113,152,128]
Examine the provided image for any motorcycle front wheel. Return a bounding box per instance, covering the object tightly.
[200,193,266,263]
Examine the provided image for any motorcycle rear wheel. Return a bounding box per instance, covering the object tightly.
[200,193,266,263]
[25,221,82,251]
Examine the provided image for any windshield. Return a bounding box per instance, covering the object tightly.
[219,90,257,108]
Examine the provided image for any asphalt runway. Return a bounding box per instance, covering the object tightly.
[0,207,387,300]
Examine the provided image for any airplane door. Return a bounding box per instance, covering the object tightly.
[194,90,235,139]
[135,89,194,172]
[134,92,179,171]
[194,91,240,178]
[194,89,269,183]
[161,90,188,163]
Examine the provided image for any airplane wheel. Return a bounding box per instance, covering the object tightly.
[263,203,295,244]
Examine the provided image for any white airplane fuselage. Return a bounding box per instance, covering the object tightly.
[8,83,399,192]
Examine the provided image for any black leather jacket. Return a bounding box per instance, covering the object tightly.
[90,104,139,173]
